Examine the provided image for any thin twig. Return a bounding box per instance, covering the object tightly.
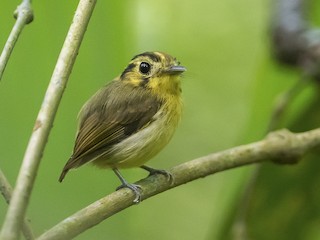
[267,76,309,132]
[0,0,97,239]
[37,128,320,240]
[0,169,12,205]
[0,169,35,240]
[0,0,33,81]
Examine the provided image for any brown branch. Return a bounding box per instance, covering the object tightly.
[37,128,320,240]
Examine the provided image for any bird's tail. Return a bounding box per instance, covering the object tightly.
[58,168,69,182]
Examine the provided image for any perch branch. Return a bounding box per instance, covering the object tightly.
[37,128,320,240]
[0,0,97,239]
[0,0,33,81]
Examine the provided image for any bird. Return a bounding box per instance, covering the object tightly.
[59,51,185,203]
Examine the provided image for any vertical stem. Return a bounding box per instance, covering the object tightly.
[0,169,35,240]
[0,0,96,239]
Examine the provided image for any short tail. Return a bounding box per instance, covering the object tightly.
[58,168,69,182]
[59,156,76,182]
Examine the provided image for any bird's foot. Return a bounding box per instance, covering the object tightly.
[113,168,142,203]
[116,182,142,203]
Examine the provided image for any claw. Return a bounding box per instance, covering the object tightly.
[116,183,142,203]
[140,165,174,184]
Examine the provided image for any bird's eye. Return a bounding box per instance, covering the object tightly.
[139,62,151,74]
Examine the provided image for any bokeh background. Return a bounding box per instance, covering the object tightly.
[1,1,320,239]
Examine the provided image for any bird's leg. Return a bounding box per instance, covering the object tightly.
[140,165,174,183]
[113,168,141,203]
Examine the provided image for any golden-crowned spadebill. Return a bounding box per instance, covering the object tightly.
[59,51,185,203]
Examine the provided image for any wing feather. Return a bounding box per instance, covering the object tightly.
[61,81,161,172]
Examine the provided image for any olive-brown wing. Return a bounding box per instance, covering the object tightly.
[59,85,161,181]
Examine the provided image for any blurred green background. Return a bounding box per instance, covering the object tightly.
[1,0,320,239]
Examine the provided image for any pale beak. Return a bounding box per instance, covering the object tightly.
[166,65,186,75]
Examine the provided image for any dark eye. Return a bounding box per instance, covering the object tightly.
[139,62,151,74]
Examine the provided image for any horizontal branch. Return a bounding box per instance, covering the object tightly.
[37,128,320,240]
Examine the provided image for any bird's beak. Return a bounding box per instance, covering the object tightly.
[166,65,186,75]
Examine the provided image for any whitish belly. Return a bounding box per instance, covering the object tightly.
[93,105,181,168]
